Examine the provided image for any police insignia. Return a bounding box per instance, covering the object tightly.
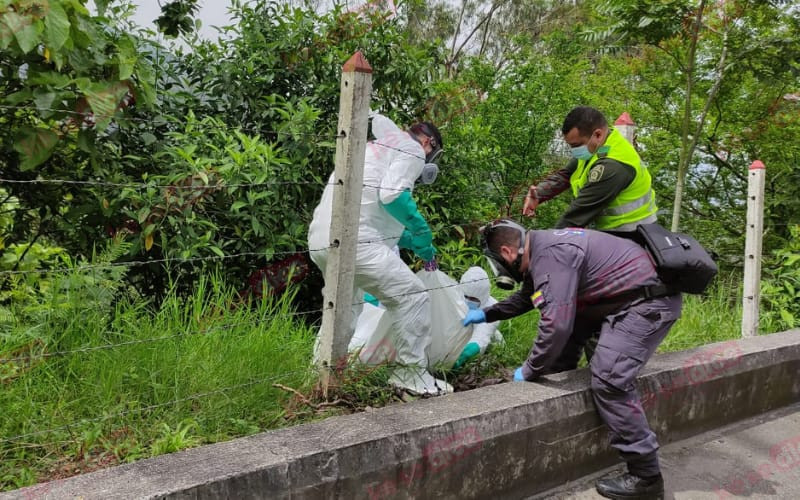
[589,165,605,182]
[531,290,545,309]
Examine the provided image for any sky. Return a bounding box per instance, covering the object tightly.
[124,1,238,41]
[117,1,372,42]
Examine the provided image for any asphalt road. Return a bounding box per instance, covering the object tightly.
[533,401,800,500]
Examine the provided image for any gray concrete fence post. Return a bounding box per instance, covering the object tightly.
[317,52,372,392]
[742,160,765,338]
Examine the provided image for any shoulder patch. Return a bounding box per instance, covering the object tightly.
[588,164,605,183]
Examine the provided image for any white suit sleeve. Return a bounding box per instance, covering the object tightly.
[371,113,401,139]
[377,132,425,205]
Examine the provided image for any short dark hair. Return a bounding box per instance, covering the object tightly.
[409,122,443,150]
[561,106,608,137]
[484,221,523,255]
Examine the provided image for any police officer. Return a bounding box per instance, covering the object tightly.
[463,219,682,499]
[522,106,657,232]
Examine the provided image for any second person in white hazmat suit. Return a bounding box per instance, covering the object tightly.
[453,267,504,369]
[308,113,449,395]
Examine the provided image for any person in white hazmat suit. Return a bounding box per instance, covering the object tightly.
[351,266,504,371]
[452,267,504,369]
[307,112,450,395]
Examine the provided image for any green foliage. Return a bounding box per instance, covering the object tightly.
[2,0,446,297]
[150,420,201,456]
[761,225,800,332]
[433,235,484,278]
[114,111,318,290]
[1,0,799,489]
[0,276,317,490]
[155,0,200,38]
[1,0,155,168]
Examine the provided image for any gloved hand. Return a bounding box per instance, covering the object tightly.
[363,292,380,306]
[424,258,438,272]
[462,308,486,326]
[453,342,480,369]
[416,243,436,261]
[513,366,525,381]
[382,191,434,260]
[397,229,414,250]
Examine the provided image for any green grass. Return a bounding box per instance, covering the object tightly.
[0,273,758,491]
[0,274,317,491]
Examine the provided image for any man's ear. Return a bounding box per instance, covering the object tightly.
[499,245,513,263]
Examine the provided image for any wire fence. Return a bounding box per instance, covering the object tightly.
[0,102,784,461]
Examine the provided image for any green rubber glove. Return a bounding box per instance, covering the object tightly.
[453,342,481,369]
[382,191,435,259]
[397,229,414,250]
[363,293,380,306]
[413,243,436,262]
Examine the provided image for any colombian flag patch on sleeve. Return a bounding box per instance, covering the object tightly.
[531,290,545,309]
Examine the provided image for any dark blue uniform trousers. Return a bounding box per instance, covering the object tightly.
[548,294,683,477]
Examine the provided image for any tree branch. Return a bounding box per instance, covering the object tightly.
[449,0,510,70]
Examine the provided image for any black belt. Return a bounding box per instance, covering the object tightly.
[611,284,677,304]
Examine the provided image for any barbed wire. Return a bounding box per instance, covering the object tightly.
[0,308,324,364]
[0,219,486,276]
[351,275,492,307]
[0,177,332,190]
[0,104,342,143]
[0,369,314,445]
[0,279,492,365]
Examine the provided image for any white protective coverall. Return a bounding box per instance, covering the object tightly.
[308,114,451,395]
[459,267,504,352]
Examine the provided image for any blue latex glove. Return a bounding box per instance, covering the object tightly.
[363,293,380,306]
[513,367,525,381]
[453,342,481,369]
[462,308,486,326]
[424,258,438,272]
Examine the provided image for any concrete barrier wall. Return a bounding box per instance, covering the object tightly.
[5,329,800,500]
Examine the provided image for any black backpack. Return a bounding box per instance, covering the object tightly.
[635,223,718,294]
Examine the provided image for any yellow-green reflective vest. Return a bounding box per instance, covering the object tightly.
[569,127,657,230]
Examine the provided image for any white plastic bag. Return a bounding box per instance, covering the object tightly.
[349,303,397,365]
[349,270,472,369]
[417,270,472,368]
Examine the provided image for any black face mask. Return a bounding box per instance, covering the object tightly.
[415,162,439,185]
[481,219,528,290]
[426,145,443,165]
[485,254,522,290]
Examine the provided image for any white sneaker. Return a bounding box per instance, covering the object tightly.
[389,366,454,396]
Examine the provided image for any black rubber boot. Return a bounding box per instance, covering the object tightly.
[595,472,664,500]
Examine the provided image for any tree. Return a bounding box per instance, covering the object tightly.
[590,0,800,231]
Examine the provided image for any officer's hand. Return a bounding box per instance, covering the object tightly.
[462,309,486,326]
[513,366,525,381]
[453,342,480,369]
[424,258,438,272]
[522,186,539,217]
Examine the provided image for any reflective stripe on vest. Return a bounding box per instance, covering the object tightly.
[602,189,655,216]
[569,128,658,230]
